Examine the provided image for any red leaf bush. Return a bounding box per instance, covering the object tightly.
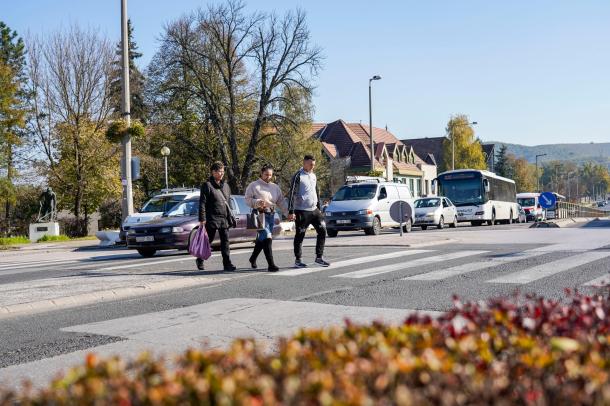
[2,290,610,405]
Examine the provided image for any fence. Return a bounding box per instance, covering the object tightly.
[552,201,609,219]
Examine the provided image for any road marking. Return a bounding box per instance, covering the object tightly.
[403,249,547,281]
[582,274,610,287]
[487,251,610,284]
[332,251,488,279]
[270,250,433,276]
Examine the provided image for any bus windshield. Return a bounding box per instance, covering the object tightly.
[438,176,483,207]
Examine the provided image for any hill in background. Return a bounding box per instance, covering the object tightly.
[486,141,610,169]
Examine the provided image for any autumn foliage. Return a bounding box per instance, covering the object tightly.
[2,290,610,405]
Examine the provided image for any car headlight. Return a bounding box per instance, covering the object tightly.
[127,229,136,235]
[159,227,172,233]
[172,227,184,233]
[357,209,373,215]
[325,211,333,217]
[426,213,435,217]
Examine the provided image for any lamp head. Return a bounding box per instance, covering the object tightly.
[161,146,170,156]
[370,75,381,81]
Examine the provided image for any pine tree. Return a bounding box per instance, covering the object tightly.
[0,22,27,235]
[495,144,512,178]
[108,20,146,122]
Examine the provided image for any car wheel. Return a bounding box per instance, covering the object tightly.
[327,229,338,238]
[450,216,458,228]
[421,225,428,231]
[487,211,496,226]
[365,216,381,236]
[437,216,444,229]
[402,218,412,233]
[137,248,156,258]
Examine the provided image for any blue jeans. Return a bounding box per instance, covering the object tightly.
[256,212,275,241]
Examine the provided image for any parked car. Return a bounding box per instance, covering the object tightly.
[413,197,458,230]
[126,196,281,257]
[516,204,527,223]
[120,188,200,243]
[325,178,415,237]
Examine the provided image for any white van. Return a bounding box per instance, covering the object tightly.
[120,188,200,242]
[325,177,415,237]
[516,192,545,222]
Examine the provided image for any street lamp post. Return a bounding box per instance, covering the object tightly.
[161,146,170,191]
[535,153,547,193]
[449,121,478,171]
[567,172,574,201]
[369,75,381,173]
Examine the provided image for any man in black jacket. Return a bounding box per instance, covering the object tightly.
[197,161,236,271]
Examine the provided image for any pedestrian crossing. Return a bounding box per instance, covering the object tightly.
[270,245,610,288]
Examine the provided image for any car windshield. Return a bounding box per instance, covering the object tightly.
[415,198,440,208]
[141,195,186,213]
[332,185,377,201]
[518,198,536,207]
[439,178,483,206]
[166,200,198,217]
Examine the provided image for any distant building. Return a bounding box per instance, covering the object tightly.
[400,137,496,173]
[310,120,437,196]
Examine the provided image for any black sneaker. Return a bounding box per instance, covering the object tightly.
[294,259,308,268]
[223,264,237,271]
[196,258,205,271]
[314,257,331,267]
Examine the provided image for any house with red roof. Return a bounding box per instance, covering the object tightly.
[310,120,437,197]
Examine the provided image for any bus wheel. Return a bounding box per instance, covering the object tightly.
[487,211,496,226]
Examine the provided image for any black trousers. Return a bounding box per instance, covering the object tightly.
[206,225,231,266]
[294,209,326,260]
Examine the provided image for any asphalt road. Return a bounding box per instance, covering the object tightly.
[1,219,609,387]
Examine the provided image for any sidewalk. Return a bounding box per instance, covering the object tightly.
[0,239,102,258]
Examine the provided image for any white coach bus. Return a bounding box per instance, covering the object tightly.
[433,169,519,226]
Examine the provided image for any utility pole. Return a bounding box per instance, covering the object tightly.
[535,153,547,193]
[120,0,133,221]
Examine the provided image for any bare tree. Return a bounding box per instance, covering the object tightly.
[150,0,322,192]
[27,25,115,234]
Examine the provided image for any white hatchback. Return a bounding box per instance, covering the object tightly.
[414,197,458,230]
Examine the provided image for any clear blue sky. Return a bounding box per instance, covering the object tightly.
[5,0,610,146]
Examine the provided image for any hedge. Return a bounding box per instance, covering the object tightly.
[1,290,609,405]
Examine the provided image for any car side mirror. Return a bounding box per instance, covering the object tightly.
[483,179,490,193]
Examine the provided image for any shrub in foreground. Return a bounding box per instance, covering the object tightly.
[1,290,610,405]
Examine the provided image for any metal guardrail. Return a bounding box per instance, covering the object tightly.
[553,202,609,219]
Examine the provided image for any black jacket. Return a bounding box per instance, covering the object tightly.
[198,176,232,228]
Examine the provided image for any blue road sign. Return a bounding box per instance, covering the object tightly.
[539,192,556,209]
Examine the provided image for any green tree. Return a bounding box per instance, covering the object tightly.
[28,26,118,236]
[512,156,536,192]
[108,19,146,122]
[0,22,27,235]
[150,0,322,193]
[441,115,486,172]
[494,144,513,178]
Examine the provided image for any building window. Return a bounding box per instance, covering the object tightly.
[409,178,414,195]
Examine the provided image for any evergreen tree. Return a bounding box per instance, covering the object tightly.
[0,22,27,235]
[109,20,146,122]
[495,144,511,177]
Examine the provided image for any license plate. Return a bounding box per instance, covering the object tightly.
[336,219,351,224]
[136,236,154,242]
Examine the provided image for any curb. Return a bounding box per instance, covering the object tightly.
[0,277,229,320]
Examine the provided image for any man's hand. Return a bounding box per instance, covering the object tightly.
[199,221,206,228]
[288,214,296,222]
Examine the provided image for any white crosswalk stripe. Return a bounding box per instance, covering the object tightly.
[582,274,610,287]
[332,251,488,279]
[487,251,610,284]
[403,249,549,281]
[270,250,433,276]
